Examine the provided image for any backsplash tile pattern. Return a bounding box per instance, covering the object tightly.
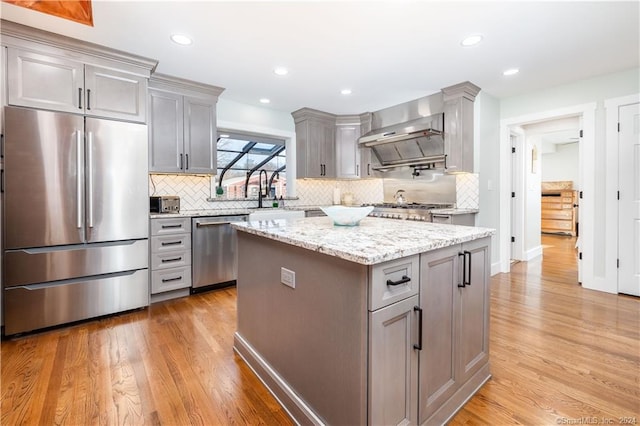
[149,174,384,210]
[150,173,478,211]
[150,174,212,210]
[456,173,479,209]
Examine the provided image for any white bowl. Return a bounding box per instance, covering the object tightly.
[320,205,374,226]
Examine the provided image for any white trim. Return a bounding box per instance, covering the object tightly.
[499,103,597,288]
[510,128,525,262]
[491,261,502,276]
[217,119,297,196]
[604,93,640,294]
[524,245,543,262]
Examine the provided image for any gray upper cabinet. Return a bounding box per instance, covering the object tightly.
[335,116,361,179]
[292,108,336,178]
[1,20,156,124]
[148,74,224,174]
[7,48,147,123]
[442,82,481,173]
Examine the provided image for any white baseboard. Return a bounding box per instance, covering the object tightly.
[524,245,543,261]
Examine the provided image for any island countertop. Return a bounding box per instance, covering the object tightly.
[232,216,495,265]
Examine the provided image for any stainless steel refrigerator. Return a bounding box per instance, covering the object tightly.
[2,106,149,336]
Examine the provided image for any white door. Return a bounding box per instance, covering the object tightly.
[618,102,640,295]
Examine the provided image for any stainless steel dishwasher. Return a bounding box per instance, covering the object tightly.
[191,214,248,293]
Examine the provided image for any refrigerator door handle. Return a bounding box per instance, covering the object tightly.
[76,130,83,229]
[87,131,94,228]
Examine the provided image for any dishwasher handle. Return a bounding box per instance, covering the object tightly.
[196,221,232,227]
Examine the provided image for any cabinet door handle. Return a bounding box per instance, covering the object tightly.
[78,88,83,109]
[386,275,411,286]
[161,240,182,246]
[367,163,370,175]
[458,252,466,287]
[162,276,182,283]
[161,257,182,263]
[180,153,184,170]
[86,89,91,110]
[161,224,182,229]
[356,164,359,177]
[185,153,189,170]
[413,306,423,350]
[464,250,472,286]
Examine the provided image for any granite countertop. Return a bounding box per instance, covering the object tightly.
[232,216,494,265]
[430,208,479,215]
[150,209,252,218]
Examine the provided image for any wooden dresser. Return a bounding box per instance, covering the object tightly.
[541,181,578,236]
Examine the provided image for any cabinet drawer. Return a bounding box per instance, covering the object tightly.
[542,209,572,220]
[151,250,191,270]
[542,219,573,230]
[561,197,574,203]
[151,266,191,294]
[151,234,191,253]
[151,217,191,235]
[369,255,419,311]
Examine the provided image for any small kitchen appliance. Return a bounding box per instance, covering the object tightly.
[150,195,180,213]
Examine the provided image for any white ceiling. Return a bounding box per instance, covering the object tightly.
[1,1,638,115]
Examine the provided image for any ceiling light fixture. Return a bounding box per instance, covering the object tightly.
[219,134,230,138]
[170,34,193,45]
[461,34,483,47]
[341,89,352,95]
[259,98,271,104]
[503,68,520,76]
[274,67,288,76]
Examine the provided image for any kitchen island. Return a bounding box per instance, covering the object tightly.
[232,217,494,425]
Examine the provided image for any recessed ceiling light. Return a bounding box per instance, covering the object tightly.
[341,89,352,95]
[503,68,520,76]
[274,67,289,76]
[461,34,483,47]
[259,98,271,104]
[219,134,230,138]
[170,34,192,45]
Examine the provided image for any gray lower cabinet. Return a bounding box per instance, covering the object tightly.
[369,294,419,425]
[418,236,490,424]
[6,47,147,123]
[431,213,476,226]
[369,237,490,425]
[150,217,192,294]
[148,74,224,174]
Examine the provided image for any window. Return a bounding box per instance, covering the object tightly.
[216,131,286,199]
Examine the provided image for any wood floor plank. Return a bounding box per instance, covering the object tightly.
[2,234,638,425]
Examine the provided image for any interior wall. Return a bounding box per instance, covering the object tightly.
[542,143,579,186]
[474,91,501,272]
[497,67,640,291]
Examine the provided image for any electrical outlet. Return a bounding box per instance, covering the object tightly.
[281,267,295,289]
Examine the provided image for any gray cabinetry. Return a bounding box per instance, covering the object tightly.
[369,295,419,426]
[336,115,361,179]
[6,47,147,122]
[368,238,490,425]
[150,217,192,294]
[148,74,224,174]
[292,108,336,178]
[442,82,481,173]
[431,213,476,226]
[418,236,490,424]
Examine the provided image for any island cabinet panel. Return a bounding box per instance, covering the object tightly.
[235,233,368,426]
[369,295,419,426]
[418,237,491,425]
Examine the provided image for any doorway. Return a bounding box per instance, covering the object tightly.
[499,103,596,287]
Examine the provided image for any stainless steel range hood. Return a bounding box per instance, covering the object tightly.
[359,113,445,170]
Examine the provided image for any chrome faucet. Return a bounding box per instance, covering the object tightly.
[258,169,268,208]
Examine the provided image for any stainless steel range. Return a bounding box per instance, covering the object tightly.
[368,203,454,221]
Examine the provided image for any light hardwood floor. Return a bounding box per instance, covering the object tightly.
[2,234,638,425]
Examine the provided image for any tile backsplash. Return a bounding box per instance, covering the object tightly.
[149,173,477,211]
[456,173,479,209]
